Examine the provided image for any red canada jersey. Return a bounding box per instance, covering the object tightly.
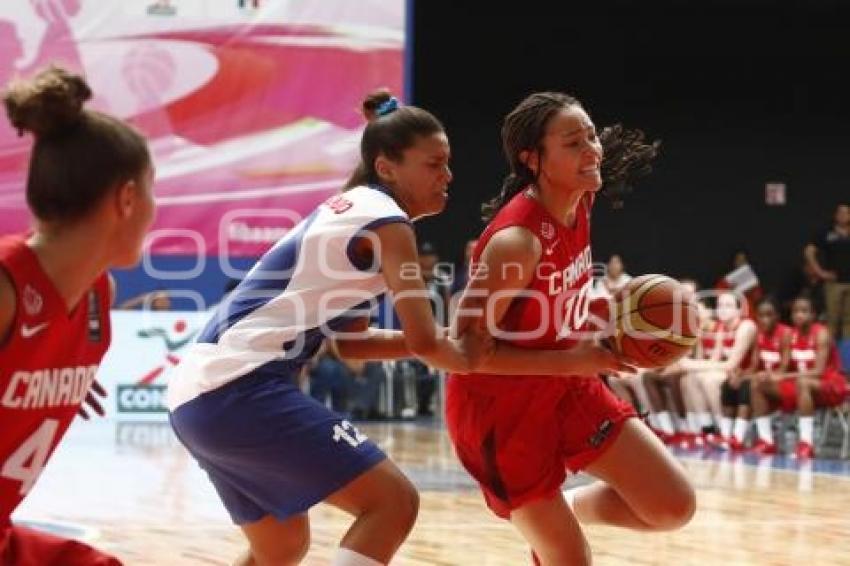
[699,322,719,359]
[702,319,754,370]
[0,235,111,520]
[456,189,595,388]
[789,323,841,374]
[756,323,791,371]
[699,320,731,360]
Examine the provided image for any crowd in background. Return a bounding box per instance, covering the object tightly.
[605,203,850,459]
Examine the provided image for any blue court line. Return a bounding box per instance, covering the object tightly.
[673,446,850,478]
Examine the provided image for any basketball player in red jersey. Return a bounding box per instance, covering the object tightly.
[446,92,695,565]
[748,298,792,454]
[641,279,705,448]
[751,296,848,458]
[680,291,756,450]
[0,66,155,565]
[663,292,717,450]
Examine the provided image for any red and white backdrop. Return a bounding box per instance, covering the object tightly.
[0,0,405,257]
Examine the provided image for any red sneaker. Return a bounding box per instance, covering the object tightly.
[672,432,691,449]
[750,439,777,455]
[795,441,815,459]
[704,433,728,450]
[690,433,705,449]
[727,436,746,452]
[649,427,676,444]
[665,432,687,447]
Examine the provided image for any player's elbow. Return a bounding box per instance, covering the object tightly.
[407,333,439,359]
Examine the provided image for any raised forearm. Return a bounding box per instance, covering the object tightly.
[333,329,412,360]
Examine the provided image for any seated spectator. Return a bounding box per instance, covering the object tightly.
[680,292,757,450]
[348,361,386,421]
[644,279,711,449]
[418,240,450,323]
[375,241,447,418]
[308,343,353,416]
[414,360,441,417]
[751,296,848,458]
[592,253,631,299]
[606,369,652,421]
[747,297,793,454]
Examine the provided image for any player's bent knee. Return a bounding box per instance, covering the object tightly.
[247,518,310,566]
[252,532,310,566]
[387,477,420,533]
[362,468,419,536]
[646,481,696,530]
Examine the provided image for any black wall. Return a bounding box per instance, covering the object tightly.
[411,0,849,294]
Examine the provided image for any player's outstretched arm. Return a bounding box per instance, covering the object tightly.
[333,317,413,360]
[343,221,493,373]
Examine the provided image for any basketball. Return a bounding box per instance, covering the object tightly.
[608,274,699,368]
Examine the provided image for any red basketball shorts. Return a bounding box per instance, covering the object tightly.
[776,369,849,412]
[0,523,121,566]
[446,375,636,519]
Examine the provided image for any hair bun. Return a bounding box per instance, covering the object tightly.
[3,65,92,139]
[361,88,394,122]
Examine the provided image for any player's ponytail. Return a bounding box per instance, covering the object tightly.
[343,89,444,192]
[482,92,662,220]
[343,89,393,190]
[481,174,527,223]
[598,124,660,209]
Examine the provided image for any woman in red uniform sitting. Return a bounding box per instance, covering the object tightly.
[680,291,757,449]
[751,296,848,458]
[748,297,792,453]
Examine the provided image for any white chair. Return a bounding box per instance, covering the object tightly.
[817,403,850,459]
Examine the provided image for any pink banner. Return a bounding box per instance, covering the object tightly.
[0,0,405,256]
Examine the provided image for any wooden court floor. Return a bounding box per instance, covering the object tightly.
[14,419,850,565]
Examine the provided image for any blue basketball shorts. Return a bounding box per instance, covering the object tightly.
[169,372,386,524]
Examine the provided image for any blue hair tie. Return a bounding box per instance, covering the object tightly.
[376,97,399,117]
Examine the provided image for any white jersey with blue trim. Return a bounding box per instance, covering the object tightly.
[167,185,409,411]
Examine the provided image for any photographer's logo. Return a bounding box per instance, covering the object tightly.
[228,221,290,244]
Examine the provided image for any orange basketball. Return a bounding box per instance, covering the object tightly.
[608,274,699,368]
